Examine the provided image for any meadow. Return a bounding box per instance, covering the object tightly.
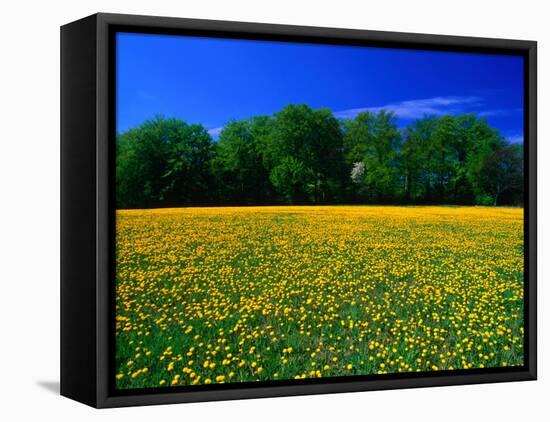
[115,206,524,389]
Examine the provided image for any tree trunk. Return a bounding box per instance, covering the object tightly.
[494,183,501,206]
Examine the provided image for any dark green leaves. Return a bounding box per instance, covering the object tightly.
[116,109,523,208]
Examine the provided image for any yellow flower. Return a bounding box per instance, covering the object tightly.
[115,206,524,387]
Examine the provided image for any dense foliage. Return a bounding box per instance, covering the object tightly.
[116,105,523,208]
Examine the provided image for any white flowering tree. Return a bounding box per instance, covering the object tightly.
[350,161,365,185]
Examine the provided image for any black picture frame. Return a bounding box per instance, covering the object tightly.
[61,12,537,408]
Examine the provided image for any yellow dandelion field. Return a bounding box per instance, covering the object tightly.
[115,206,524,389]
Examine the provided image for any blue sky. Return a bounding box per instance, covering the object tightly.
[116,32,524,143]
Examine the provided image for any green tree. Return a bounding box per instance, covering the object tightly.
[479,145,523,205]
[268,104,344,203]
[430,115,460,201]
[343,111,401,201]
[115,108,523,208]
[270,156,314,202]
[462,117,505,204]
[400,116,439,201]
[401,114,506,204]
[214,116,274,203]
[116,116,214,208]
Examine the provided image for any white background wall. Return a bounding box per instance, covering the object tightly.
[0,0,547,420]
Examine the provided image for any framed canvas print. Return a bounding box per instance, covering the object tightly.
[60,13,537,408]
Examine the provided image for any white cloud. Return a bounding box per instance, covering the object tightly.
[478,108,522,117]
[334,96,483,120]
[506,133,524,144]
[207,127,223,137]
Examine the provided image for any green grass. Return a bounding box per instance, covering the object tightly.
[114,205,524,389]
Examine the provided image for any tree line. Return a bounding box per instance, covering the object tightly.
[116,104,523,209]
